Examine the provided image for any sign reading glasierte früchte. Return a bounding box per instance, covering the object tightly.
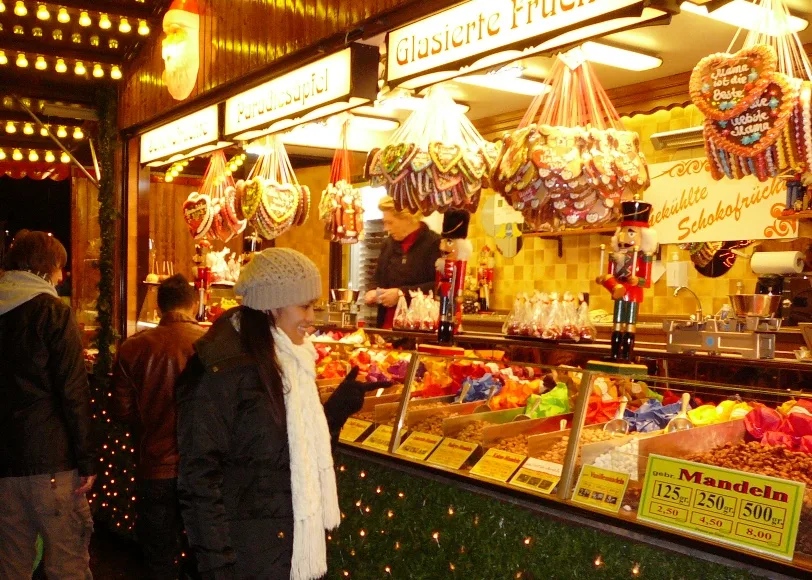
[140,105,219,164]
[387,0,655,84]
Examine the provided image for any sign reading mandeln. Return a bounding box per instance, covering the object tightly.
[644,158,797,244]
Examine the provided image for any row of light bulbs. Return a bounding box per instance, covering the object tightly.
[4,121,84,139]
[0,51,122,78]
[0,148,71,163]
[10,25,127,50]
[0,2,150,35]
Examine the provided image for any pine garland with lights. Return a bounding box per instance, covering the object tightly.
[328,453,762,580]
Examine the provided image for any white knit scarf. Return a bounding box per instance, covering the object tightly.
[272,328,341,580]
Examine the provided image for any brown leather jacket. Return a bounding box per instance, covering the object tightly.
[112,311,205,479]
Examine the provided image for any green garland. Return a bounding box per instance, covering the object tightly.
[329,453,764,580]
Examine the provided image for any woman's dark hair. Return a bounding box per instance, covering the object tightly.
[240,306,286,426]
[157,274,196,313]
[4,230,67,277]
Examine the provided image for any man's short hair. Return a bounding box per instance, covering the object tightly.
[157,274,196,314]
[4,230,68,276]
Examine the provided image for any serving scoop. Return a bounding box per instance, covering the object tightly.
[666,392,694,433]
[603,397,630,436]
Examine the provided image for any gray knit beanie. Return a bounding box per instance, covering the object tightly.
[235,248,322,311]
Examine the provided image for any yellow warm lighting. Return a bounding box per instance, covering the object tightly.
[99,13,111,30]
[40,125,49,136]
[119,17,131,34]
[110,65,122,80]
[13,1,26,17]
[680,1,809,34]
[56,126,67,138]
[44,150,54,163]
[28,150,38,162]
[5,122,15,134]
[74,60,86,75]
[0,149,5,160]
[35,3,48,20]
[60,151,70,163]
[93,63,104,78]
[13,149,23,161]
[55,58,67,73]
[73,126,84,140]
[456,68,548,96]
[16,53,28,68]
[35,56,47,70]
[78,10,91,27]
[0,51,7,65]
[137,20,150,36]
[0,2,5,14]
[23,123,33,135]
[57,7,69,23]
[581,42,662,71]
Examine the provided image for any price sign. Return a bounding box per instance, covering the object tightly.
[509,457,562,495]
[638,455,805,560]
[470,448,525,483]
[395,432,443,460]
[339,418,373,443]
[571,465,630,513]
[427,438,479,470]
[361,425,405,452]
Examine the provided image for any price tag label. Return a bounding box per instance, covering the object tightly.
[509,458,562,495]
[361,425,404,452]
[339,418,373,443]
[571,465,630,513]
[426,438,478,470]
[469,448,525,483]
[638,455,805,560]
[395,432,443,460]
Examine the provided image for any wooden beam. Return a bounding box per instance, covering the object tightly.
[0,110,91,126]
[0,71,105,104]
[0,37,122,65]
[52,1,164,21]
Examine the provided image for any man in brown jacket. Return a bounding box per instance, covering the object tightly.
[112,274,205,580]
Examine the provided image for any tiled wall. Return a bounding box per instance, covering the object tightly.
[470,105,763,317]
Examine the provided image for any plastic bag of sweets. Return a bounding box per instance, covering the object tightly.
[560,291,580,341]
[542,293,563,340]
[393,295,409,330]
[504,294,527,335]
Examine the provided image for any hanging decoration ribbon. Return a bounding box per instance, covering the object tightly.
[319,115,365,244]
[182,150,246,242]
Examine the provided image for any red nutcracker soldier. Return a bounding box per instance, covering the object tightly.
[596,198,658,362]
[435,210,473,338]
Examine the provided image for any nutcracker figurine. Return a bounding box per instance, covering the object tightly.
[477,245,495,312]
[436,210,473,341]
[596,198,658,362]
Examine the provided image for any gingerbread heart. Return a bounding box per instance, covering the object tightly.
[381,143,416,179]
[690,44,777,121]
[705,74,798,157]
[461,148,487,182]
[428,142,463,174]
[262,181,299,227]
[410,149,433,174]
[241,178,263,222]
[432,165,461,191]
[183,192,213,239]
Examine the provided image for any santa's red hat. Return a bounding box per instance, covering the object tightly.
[164,0,200,29]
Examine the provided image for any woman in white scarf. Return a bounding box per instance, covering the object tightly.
[177,248,389,580]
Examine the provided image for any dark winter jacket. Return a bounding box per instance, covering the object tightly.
[176,309,346,580]
[373,224,441,327]
[0,279,94,478]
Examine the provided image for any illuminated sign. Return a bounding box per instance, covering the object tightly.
[140,105,219,165]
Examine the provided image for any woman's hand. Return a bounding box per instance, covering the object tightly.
[364,289,379,306]
[324,367,393,424]
[379,288,401,308]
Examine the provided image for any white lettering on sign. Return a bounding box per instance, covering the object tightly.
[387,0,653,83]
[224,48,352,137]
[140,105,219,164]
[644,158,797,244]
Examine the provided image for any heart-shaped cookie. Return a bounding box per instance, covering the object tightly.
[428,142,463,174]
[690,44,777,120]
[183,192,213,239]
[262,181,299,227]
[461,148,487,182]
[410,149,433,174]
[381,143,416,178]
[432,165,462,191]
[241,178,263,222]
[705,73,798,157]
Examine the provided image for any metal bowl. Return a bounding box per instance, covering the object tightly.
[728,294,781,318]
[330,288,360,303]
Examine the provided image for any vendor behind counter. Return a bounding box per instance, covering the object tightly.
[364,196,440,328]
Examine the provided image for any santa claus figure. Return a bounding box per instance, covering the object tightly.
[436,210,473,332]
[162,0,200,100]
[596,198,658,362]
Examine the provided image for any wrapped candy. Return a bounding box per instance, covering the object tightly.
[587,395,620,425]
[744,406,784,439]
[491,379,542,411]
[387,360,409,383]
[364,363,389,384]
[623,399,685,433]
[459,374,502,404]
[688,405,723,427]
[523,383,571,419]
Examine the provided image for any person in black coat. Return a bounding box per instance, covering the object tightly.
[176,248,389,580]
[364,196,441,328]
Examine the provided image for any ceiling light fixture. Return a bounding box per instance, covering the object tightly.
[5,121,14,133]
[92,63,104,78]
[137,20,150,36]
[45,150,55,163]
[581,42,662,71]
[23,123,33,135]
[73,126,84,139]
[119,17,131,34]
[99,13,111,30]
[78,10,91,27]
[74,60,85,75]
[455,66,549,97]
[110,65,122,80]
[16,52,28,68]
[0,149,5,161]
[0,51,7,65]
[56,125,67,138]
[35,3,48,20]
[60,151,70,163]
[680,1,809,34]
[55,58,66,73]
[28,150,38,162]
[13,1,26,17]
[12,149,23,161]
[35,55,47,70]
[40,125,49,136]
[57,7,69,23]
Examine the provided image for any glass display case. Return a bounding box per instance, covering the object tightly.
[321,345,812,573]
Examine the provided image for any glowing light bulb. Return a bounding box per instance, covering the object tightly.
[99,13,111,30]
[56,126,67,138]
[92,63,103,78]
[165,174,174,183]
[45,150,54,163]
[29,150,39,162]
[14,1,26,17]
[12,149,23,161]
[119,17,131,34]
[110,65,121,80]
[78,11,90,27]
[5,122,14,133]
[40,125,48,136]
[34,56,47,70]
[52,29,62,40]
[0,51,7,65]
[73,126,84,140]
[60,152,70,163]
[55,58,66,73]
[23,123,33,135]
[57,7,69,23]
[74,60,85,75]
[0,2,5,14]
[16,53,28,68]
[137,20,149,36]
[35,3,48,20]
[89,35,99,47]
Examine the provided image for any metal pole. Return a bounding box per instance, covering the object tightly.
[388,352,419,453]
[13,95,100,189]
[557,369,593,499]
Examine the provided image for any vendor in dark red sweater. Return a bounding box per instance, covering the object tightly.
[365,196,441,328]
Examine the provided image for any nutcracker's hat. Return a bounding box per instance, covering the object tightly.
[441,209,470,239]
[620,199,652,228]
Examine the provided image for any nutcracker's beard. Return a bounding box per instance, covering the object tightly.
[162,25,199,100]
